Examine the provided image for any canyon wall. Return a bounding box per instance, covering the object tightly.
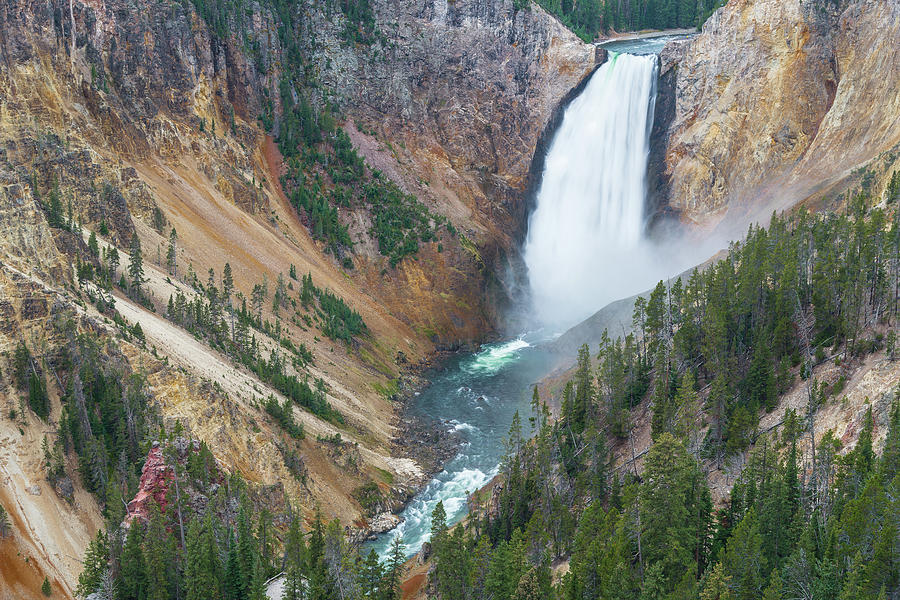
[0,1,596,597]
[655,0,900,226]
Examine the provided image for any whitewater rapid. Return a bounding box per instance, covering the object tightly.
[368,338,540,559]
[523,52,659,328]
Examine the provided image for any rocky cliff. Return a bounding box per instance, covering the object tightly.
[0,0,596,597]
[655,0,900,226]
[322,0,600,324]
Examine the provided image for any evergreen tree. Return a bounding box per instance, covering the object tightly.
[880,393,900,480]
[128,233,145,297]
[281,513,307,600]
[225,531,243,600]
[747,341,777,412]
[854,405,876,479]
[88,231,99,257]
[237,496,259,598]
[762,569,783,600]
[166,228,177,276]
[118,523,148,600]
[383,537,406,600]
[144,502,176,600]
[78,530,110,597]
[700,562,733,600]
[108,246,120,281]
[571,344,594,434]
[721,509,766,600]
[185,514,221,600]
[640,434,710,594]
[673,370,702,452]
[0,504,10,538]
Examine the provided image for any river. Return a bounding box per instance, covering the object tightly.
[367,336,557,558]
[369,33,691,560]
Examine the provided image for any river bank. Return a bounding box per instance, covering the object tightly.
[598,27,697,43]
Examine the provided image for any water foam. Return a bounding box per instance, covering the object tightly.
[461,338,531,375]
[377,466,493,557]
[450,420,478,433]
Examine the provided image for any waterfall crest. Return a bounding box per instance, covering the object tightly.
[523,52,659,328]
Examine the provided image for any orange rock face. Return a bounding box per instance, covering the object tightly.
[125,445,174,523]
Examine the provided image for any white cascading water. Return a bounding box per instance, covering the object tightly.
[523,52,660,328]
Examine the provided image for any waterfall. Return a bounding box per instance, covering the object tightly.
[523,52,660,329]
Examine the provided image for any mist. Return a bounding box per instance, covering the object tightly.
[521,51,735,335]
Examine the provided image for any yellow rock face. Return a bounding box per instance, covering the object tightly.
[662,0,900,225]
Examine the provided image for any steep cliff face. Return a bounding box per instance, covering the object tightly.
[318,0,599,321]
[656,0,900,225]
[0,1,595,597]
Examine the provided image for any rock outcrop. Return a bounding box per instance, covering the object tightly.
[318,0,600,326]
[656,0,900,225]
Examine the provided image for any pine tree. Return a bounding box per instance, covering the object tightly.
[673,370,702,452]
[721,509,766,600]
[225,531,243,600]
[185,514,221,600]
[166,228,177,276]
[306,509,332,600]
[41,577,52,597]
[572,344,594,434]
[144,502,175,600]
[880,394,900,480]
[78,530,110,597]
[281,513,306,600]
[237,495,258,598]
[707,373,729,464]
[47,184,63,228]
[431,500,448,554]
[88,231,99,256]
[118,523,148,600]
[128,233,145,297]
[360,550,383,599]
[108,247,120,281]
[762,568,783,600]
[854,405,876,479]
[640,433,710,594]
[699,562,732,600]
[747,341,777,412]
[223,262,235,340]
[383,537,406,600]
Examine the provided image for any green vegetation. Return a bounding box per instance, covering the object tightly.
[165,265,343,425]
[366,172,445,266]
[12,342,51,421]
[190,0,446,268]
[887,169,900,204]
[529,0,726,42]
[352,481,383,514]
[589,199,900,461]
[58,334,152,501]
[81,488,407,600]
[301,272,368,343]
[424,386,900,600]
[339,0,381,45]
[263,396,305,439]
[422,195,900,600]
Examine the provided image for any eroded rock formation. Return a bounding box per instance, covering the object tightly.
[656,0,900,225]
